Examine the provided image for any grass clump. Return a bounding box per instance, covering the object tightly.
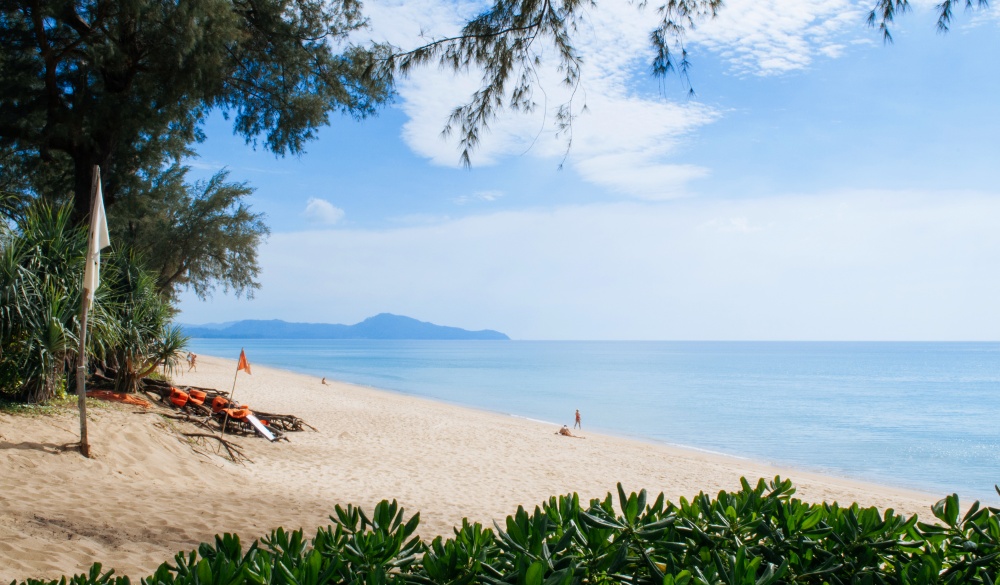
[0,394,75,416]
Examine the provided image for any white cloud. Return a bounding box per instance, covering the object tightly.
[966,4,1000,28]
[454,191,504,205]
[303,198,346,226]
[369,0,723,199]
[690,0,863,75]
[180,189,1000,341]
[362,0,903,199]
[186,159,227,172]
[361,0,482,46]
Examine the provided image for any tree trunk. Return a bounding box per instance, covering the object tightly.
[113,356,142,394]
[21,371,55,404]
[72,154,112,226]
[72,157,95,226]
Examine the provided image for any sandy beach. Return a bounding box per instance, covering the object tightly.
[0,354,942,582]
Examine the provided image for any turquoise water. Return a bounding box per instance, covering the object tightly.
[187,339,1000,503]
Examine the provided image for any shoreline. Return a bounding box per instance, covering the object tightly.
[196,351,948,502]
[179,353,940,509]
[2,354,942,582]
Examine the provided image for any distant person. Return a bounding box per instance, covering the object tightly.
[574,409,581,429]
[556,425,584,439]
[321,377,328,385]
[187,352,197,372]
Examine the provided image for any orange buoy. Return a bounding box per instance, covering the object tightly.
[188,389,207,405]
[169,387,189,407]
[212,396,229,413]
[221,407,251,420]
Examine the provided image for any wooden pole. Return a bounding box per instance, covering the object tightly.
[75,165,101,458]
[219,355,242,439]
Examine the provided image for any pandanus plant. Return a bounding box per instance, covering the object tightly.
[0,202,86,402]
[98,249,188,394]
[0,201,187,401]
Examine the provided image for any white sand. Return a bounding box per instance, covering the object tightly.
[0,355,941,582]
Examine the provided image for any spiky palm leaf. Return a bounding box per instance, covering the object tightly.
[0,202,86,402]
[103,249,188,393]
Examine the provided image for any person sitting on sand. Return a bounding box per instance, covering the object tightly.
[321,377,328,385]
[555,425,584,438]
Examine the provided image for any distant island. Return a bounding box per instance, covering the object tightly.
[179,313,510,340]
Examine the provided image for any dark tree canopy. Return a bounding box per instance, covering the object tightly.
[0,0,391,222]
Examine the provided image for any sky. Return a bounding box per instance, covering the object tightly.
[176,0,1000,340]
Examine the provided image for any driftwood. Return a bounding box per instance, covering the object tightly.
[149,411,217,432]
[87,375,306,461]
[182,433,252,464]
[252,412,316,432]
[141,379,306,440]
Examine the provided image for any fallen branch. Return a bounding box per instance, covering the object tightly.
[182,433,252,464]
[253,412,314,432]
[147,412,217,431]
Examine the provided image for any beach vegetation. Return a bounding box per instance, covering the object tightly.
[0,393,76,416]
[109,166,269,301]
[0,0,391,226]
[0,201,86,403]
[0,202,187,402]
[11,478,1000,585]
[94,250,190,394]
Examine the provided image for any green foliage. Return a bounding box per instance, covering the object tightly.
[422,520,498,585]
[110,166,269,300]
[866,0,991,42]
[12,480,1000,585]
[0,201,187,402]
[0,0,390,221]
[384,0,989,168]
[94,249,189,394]
[14,563,131,585]
[0,394,74,415]
[0,201,85,402]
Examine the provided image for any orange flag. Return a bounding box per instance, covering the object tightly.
[237,349,251,374]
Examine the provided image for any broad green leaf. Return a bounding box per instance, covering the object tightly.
[525,561,544,585]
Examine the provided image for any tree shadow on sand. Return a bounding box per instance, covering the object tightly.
[0,440,77,454]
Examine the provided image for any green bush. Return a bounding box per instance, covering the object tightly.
[11,478,1000,585]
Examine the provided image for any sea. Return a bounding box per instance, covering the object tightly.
[186,339,1000,504]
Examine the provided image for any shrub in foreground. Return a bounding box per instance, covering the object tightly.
[12,477,1000,585]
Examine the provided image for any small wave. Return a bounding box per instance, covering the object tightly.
[661,442,752,460]
[509,413,561,426]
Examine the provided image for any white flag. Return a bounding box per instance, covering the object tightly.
[82,177,111,309]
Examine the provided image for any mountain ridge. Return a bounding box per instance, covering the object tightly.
[179,313,510,340]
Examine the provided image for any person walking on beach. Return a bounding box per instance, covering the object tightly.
[574,409,581,429]
[187,352,197,372]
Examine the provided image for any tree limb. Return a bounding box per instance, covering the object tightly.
[182,432,252,464]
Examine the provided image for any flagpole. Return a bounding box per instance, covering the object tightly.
[220,349,244,439]
[74,165,101,458]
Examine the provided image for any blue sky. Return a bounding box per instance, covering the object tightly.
[177,0,1000,340]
